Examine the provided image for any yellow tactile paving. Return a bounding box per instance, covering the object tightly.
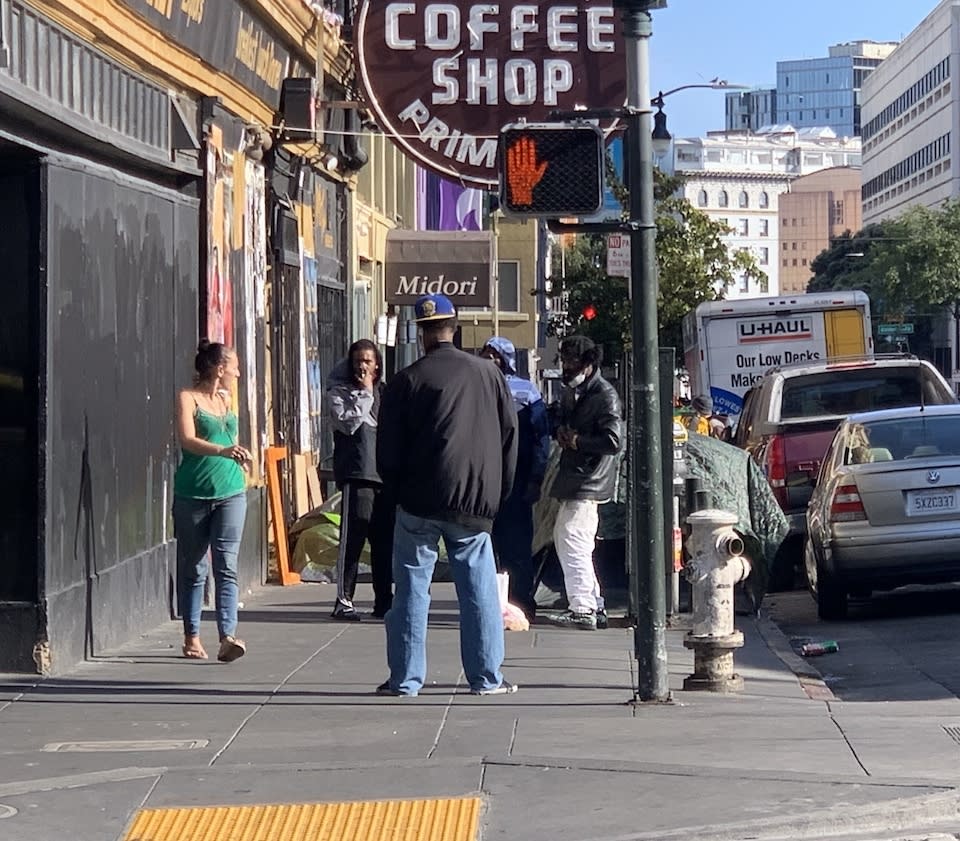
[122,796,481,841]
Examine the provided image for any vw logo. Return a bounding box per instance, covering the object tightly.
[927,470,941,484]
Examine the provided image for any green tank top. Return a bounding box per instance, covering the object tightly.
[174,407,246,500]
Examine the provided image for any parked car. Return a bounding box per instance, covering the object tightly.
[805,404,960,619]
[731,355,957,588]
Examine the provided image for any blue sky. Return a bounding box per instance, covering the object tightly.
[648,1,934,139]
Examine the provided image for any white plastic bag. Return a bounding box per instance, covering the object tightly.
[497,571,530,631]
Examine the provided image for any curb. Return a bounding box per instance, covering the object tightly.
[754,612,837,701]
[574,788,960,841]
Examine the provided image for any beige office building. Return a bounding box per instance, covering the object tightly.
[778,167,863,294]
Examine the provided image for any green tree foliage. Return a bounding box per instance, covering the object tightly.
[550,167,766,360]
[807,202,960,360]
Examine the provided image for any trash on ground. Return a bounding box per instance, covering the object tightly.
[800,640,839,656]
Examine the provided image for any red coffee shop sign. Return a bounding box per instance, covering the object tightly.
[355,2,625,188]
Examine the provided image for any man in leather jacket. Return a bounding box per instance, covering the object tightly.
[547,336,623,630]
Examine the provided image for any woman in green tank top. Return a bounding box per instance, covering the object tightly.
[173,340,252,662]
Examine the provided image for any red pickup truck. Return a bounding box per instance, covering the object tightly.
[731,356,957,589]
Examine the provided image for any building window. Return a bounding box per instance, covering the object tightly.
[738,190,749,208]
[782,259,788,267]
[738,218,749,236]
[759,192,769,208]
[792,258,798,266]
[760,247,769,265]
[759,219,769,236]
[782,242,788,251]
[802,258,808,266]
[698,189,708,207]
[791,242,797,250]
[718,190,729,208]
[739,274,749,293]
[830,200,844,226]
[498,260,521,312]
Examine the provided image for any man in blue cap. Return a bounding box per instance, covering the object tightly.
[376,294,519,697]
[480,336,550,620]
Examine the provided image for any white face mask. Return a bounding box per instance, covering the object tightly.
[564,370,587,389]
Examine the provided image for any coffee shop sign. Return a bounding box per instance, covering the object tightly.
[356,2,625,187]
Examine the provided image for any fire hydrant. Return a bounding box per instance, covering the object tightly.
[683,510,751,693]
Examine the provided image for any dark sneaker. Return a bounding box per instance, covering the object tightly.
[331,605,361,622]
[371,604,391,619]
[596,609,609,630]
[470,680,518,696]
[548,609,598,630]
[375,681,417,697]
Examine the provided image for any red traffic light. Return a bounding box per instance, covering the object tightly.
[582,304,598,321]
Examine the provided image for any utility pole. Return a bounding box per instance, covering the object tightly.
[618,0,669,702]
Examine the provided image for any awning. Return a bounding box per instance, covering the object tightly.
[385,230,493,306]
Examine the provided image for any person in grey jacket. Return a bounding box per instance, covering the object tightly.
[548,335,624,630]
[327,339,394,620]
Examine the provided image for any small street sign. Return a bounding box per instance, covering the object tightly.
[607,233,631,278]
[878,322,914,335]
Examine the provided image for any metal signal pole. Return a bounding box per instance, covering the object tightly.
[618,0,669,702]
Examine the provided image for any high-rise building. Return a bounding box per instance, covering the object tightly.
[669,127,862,299]
[860,3,954,226]
[725,87,777,133]
[778,167,863,294]
[777,41,899,137]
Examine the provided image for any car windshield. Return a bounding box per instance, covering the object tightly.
[780,368,932,420]
[843,415,960,464]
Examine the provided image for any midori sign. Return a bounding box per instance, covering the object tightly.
[355,2,625,187]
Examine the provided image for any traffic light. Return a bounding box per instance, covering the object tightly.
[581,304,598,321]
[498,122,604,218]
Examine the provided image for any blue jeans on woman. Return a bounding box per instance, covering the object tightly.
[385,508,505,695]
[174,492,247,639]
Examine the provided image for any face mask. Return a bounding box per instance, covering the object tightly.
[563,370,587,389]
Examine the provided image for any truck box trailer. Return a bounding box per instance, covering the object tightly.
[682,291,872,418]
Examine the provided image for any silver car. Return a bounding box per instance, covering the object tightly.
[805,403,960,619]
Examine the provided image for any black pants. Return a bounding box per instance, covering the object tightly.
[335,482,394,613]
[491,492,537,619]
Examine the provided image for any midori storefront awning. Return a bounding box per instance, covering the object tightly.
[385,230,493,307]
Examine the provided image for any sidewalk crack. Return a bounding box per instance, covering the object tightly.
[426,670,464,759]
[828,702,870,776]
[208,627,352,766]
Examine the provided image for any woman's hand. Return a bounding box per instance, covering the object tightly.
[220,444,252,470]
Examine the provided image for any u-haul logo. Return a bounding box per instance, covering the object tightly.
[737,317,812,344]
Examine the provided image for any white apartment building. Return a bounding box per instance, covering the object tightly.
[669,127,862,298]
[860,0,956,225]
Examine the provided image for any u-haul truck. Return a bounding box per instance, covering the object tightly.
[682,291,873,417]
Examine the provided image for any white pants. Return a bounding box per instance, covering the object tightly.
[553,499,604,613]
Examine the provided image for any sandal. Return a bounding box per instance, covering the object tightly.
[182,643,208,660]
[217,636,246,663]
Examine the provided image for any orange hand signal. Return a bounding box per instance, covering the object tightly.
[506,137,548,206]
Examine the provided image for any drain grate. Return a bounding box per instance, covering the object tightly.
[43,739,208,752]
[942,725,960,745]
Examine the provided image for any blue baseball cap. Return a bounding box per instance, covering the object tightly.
[413,293,457,323]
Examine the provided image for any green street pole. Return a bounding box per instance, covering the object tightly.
[617,0,670,702]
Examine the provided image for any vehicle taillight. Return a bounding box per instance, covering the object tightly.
[766,434,788,508]
[830,483,866,522]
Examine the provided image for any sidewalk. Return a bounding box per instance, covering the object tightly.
[2,581,960,841]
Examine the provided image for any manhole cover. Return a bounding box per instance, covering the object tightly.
[42,739,208,752]
[0,804,17,819]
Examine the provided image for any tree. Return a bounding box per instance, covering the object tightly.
[807,223,889,298]
[550,167,766,360]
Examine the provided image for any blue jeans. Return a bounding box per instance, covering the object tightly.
[385,508,505,695]
[173,493,247,639]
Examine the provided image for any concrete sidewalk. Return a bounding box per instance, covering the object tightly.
[2,582,960,841]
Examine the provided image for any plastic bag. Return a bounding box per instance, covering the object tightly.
[497,571,530,631]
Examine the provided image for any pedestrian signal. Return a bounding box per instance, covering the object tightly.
[498,123,604,218]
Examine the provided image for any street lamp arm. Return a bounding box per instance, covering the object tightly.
[652,81,747,107]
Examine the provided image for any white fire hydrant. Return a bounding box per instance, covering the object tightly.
[682,510,751,693]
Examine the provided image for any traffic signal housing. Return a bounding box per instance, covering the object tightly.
[498,122,605,218]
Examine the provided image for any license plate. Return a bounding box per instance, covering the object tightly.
[906,488,959,515]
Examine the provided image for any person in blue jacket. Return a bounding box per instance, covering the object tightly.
[480,336,551,620]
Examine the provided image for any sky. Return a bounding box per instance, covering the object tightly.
[648,1,936,139]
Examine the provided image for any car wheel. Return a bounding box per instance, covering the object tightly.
[803,538,818,596]
[816,561,848,621]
